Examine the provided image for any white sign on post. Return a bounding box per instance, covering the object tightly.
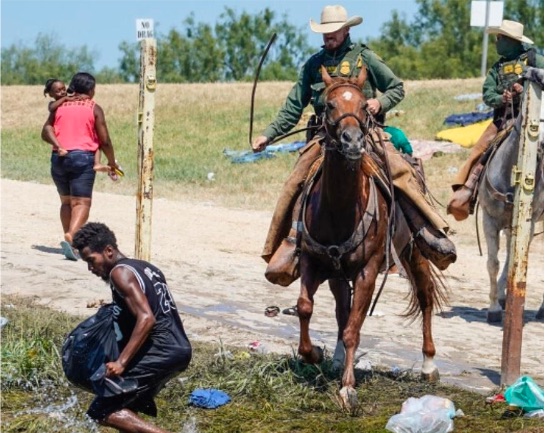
[470,1,504,27]
[136,19,154,40]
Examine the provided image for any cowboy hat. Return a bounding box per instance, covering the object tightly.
[310,5,362,34]
[486,20,533,44]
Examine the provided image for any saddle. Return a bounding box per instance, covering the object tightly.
[472,125,514,214]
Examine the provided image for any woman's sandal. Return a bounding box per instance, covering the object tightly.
[282,306,298,316]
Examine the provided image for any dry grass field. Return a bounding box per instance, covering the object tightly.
[1,79,481,210]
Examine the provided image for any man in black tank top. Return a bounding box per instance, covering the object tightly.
[73,222,192,433]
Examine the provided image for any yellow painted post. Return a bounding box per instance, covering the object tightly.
[135,38,157,261]
[501,80,542,385]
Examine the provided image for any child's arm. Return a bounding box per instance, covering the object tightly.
[48,96,69,112]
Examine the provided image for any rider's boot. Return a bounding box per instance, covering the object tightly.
[447,163,484,221]
[265,198,303,287]
[399,196,457,270]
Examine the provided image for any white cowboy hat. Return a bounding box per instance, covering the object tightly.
[486,20,533,44]
[309,5,363,34]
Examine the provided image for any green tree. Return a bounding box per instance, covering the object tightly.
[368,0,544,80]
[214,7,311,81]
[117,41,140,83]
[156,16,224,83]
[117,8,312,83]
[1,33,95,85]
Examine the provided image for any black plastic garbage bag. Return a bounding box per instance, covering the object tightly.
[62,303,120,392]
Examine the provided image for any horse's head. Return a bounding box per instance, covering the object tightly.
[321,66,369,161]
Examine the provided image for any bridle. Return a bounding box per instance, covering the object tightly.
[322,81,372,156]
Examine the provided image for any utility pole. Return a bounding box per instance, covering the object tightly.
[480,0,491,77]
[134,37,157,261]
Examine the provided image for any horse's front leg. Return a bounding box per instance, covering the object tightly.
[483,213,502,323]
[339,261,380,411]
[297,257,323,364]
[329,278,352,370]
[497,227,512,310]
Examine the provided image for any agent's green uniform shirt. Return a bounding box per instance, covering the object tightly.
[482,47,543,122]
[263,36,405,141]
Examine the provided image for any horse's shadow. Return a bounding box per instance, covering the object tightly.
[31,244,63,255]
[438,305,541,326]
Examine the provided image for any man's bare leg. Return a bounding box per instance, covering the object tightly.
[101,408,171,433]
[67,196,92,244]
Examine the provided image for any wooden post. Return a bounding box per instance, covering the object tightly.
[501,80,542,385]
[135,38,157,261]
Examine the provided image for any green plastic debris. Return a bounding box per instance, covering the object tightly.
[504,376,544,412]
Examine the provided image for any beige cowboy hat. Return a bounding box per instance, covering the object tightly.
[310,5,362,34]
[486,20,533,44]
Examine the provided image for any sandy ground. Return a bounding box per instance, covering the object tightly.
[1,178,543,394]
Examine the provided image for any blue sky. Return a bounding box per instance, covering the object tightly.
[1,0,419,70]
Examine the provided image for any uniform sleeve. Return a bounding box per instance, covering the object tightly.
[262,62,313,141]
[363,50,405,113]
[482,63,503,108]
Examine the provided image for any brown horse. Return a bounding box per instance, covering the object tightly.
[296,66,445,411]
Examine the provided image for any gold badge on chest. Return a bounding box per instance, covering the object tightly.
[340,61,351,76]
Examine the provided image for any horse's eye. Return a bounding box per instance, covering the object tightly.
[327,101,336,111]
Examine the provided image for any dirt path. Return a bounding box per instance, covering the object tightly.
[1,179,543,393]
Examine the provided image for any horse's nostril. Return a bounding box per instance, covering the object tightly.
[341,131,352,142]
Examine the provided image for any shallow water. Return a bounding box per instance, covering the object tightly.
[4,380,98,433]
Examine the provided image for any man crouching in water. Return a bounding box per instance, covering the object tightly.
[72,222,192,433]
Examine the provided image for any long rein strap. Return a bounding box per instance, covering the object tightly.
[369,124,396,317]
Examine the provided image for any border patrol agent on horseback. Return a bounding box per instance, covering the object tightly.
[252,5,457,286]
[448,20,544,221]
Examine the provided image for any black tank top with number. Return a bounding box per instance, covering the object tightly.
[109,258,191,375]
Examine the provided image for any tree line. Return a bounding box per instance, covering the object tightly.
[2,0,543,85]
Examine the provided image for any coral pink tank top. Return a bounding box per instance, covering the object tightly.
[53,99,99,152]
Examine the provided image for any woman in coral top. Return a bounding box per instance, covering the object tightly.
[42,72,121,261]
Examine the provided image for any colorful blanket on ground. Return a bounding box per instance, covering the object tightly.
[436,120,492,148]
[223,141,305,163]
[444,111,493,127]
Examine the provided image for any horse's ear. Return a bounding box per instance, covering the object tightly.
[356,64,367,88]
[321,66,333,86]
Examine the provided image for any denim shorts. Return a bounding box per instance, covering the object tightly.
[50,151,96,198]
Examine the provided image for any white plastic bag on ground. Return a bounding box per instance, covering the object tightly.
[385,394,456,433]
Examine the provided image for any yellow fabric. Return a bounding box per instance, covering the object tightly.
[435,119,493,148]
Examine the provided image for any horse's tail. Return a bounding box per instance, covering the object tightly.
[400,249,450,322]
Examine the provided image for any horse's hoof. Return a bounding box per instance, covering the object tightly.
[339,386,358,413]
[311,346,324,364]
[536,308,544,321]
[300,345,324,364]
[487,310,503,323]
[421,369,440,383]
